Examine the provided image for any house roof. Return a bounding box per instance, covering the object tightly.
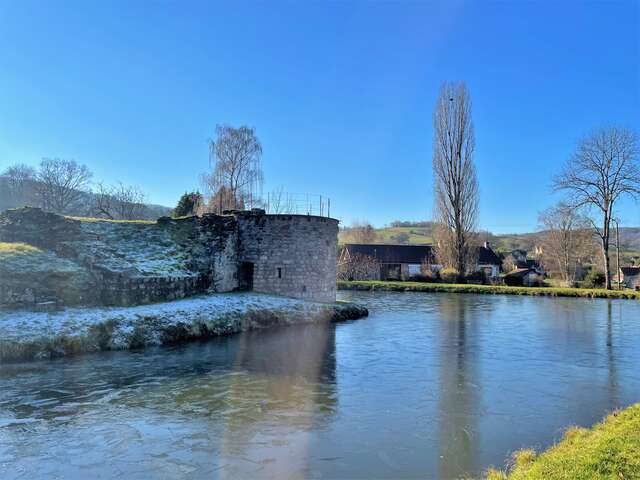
[343,243,501,265]
[621,267,640,278]
[503,267,536,278]
[477,246,502,265]
[343,244,435,264]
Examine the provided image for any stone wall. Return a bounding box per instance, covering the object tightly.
[0,207,339,308]
[237,212,338,303]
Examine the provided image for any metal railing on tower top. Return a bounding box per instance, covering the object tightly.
[263,192,331,217]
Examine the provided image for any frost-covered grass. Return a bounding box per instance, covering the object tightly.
[0,243,83,274]
[486,403,640,479]
[0,293,367,362]
[71,221,193,276]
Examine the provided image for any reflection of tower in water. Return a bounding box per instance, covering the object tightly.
[220,323,338,479]
[436,295,483,479]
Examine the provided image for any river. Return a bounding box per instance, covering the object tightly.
[1,291,639,479]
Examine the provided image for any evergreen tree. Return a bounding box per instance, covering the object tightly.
[173,191,202,217]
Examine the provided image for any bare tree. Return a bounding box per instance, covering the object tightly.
[2,163,36,206]
[93,182,116,219]
[343,221,377,244]
[432,82,479,274]
[35,158,93,214]
[501,255,518,273]
[553,127,640,289]
[113,183,147,219]
[92,182,147,220]
[337,252,380,281]
[202,125,263,212]
[538,202,593,286]
[201,185,239,214]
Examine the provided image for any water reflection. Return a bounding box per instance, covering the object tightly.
[1,292,639,479]
[219,325,336,478]
[436,295,485,478]
[0,324,337,479]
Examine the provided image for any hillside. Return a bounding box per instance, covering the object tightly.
[339,223,640,256]
[0,175,172,220]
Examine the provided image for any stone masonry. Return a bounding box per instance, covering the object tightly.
[0,207,339,308]
[237,212,338,303]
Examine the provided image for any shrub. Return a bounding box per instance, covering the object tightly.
[440,268,459,283]
[583,269,606,288]
[464,270,487,285]
[407,272,438,283]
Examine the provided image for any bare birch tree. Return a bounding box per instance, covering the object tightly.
[538,202,593,286]
[432,82,479,275]
[553,127,640,289]
[202,185,238,214]
[202,125,263,212]
[35,158,93,214]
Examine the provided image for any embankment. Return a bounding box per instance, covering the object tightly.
[0,293,368,362]
[486,403,640,479]
[338,280,640,300]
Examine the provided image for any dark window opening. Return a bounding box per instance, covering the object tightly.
[239,262,254,291]
[277,267,282,279]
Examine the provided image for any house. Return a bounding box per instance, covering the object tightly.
[615,267,640,290]
[501,249,545,275]
[503,267,544,287]
[476,242,503,278]
[339,242,501,281]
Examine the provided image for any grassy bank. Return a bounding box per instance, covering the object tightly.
[486,403,640,479]
[338,280,640,300]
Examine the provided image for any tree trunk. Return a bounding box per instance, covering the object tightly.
[603,244,611,289]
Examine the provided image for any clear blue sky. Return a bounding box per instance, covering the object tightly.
[0,0,638,232]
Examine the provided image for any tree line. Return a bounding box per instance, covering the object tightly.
[1,158,156,219]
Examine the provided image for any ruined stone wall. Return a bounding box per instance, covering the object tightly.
[236,213,338,303]
[0,208,338,308]
[0,208,238,308]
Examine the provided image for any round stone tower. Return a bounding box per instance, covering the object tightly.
[235,211,339,303]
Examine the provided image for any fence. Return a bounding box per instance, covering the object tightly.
[263,192,331,217]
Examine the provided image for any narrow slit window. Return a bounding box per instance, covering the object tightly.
[277,267,282,279]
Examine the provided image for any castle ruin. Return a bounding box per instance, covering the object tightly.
[0,208,339,308]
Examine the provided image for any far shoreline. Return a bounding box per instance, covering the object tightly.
[338,280,640,300]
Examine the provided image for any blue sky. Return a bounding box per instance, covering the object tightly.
[0,1,638,232]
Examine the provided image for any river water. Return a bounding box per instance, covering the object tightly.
[1,291,639,479]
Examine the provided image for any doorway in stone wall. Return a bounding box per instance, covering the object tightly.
[239,262,254,291]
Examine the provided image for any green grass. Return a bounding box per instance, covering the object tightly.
[486,403,640,479]
[339,226,432,245]
[0,242,42,255]
[64,216,156,224]
[338,280,640,300]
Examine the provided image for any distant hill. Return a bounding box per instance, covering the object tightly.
[0,175,172,220]
[339,222,640,257]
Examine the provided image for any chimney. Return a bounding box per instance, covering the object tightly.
[484,241,490,249]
